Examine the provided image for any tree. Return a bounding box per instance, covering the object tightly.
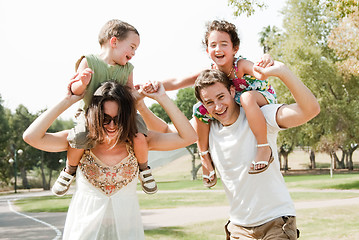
[0,95,12,185]
[174,88,202,180]
[258,25,281,54]
[267,0,359,170]
[8,105,38,189]
[175,88,198,120]
[328,9,359,79]
[227,0,267,17]
[149,103,170,123]
[324,0,359,18]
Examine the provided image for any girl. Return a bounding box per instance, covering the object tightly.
[23,72,196,239]
[158,20,277,186]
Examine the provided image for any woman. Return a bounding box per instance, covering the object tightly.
[23,71,197,239]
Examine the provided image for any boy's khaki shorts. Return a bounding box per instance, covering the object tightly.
[225,216,299,240]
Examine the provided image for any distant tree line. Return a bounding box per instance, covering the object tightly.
[256,0,359,170]
[0,99,73,190]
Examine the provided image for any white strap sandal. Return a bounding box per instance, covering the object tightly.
[203,170,217,188]
[248,143,274,174]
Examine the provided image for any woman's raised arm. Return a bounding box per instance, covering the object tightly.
[23,72,89,152]
[138,83,197,151]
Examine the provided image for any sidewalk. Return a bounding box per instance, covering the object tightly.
[141,189,359,229]
[2,188,359,230]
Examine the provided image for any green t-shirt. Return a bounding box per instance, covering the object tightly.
[79,54,134,110]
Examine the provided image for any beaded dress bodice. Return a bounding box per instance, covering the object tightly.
[78,147,138,196]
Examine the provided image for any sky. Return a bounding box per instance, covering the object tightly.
[0,0,286,120]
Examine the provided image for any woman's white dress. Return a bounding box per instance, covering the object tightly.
[62,148,144,240]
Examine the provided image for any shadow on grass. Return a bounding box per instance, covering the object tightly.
[331,180,359,189]
[145,226,190,239]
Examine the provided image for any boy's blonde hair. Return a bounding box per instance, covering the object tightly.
[98,19,139,46]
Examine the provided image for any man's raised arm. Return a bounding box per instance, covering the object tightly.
[254,61,320,128]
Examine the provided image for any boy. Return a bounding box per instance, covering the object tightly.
[53,19,157,196]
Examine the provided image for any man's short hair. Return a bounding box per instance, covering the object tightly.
[194,69,233,102]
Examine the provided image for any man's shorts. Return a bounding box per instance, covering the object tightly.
[225,216,299,240]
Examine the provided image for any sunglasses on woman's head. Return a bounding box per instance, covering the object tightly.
[103,114,119,125]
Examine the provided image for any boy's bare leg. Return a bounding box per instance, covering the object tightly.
[65,147,84,174]
[134,133,157,194]
[52,147,84,196]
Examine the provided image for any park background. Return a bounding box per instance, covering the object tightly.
[0,0,358,239]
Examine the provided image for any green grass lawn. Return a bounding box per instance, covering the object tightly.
[284,173,359,189]
[14,173,359,212]
[144,204,359,240]
[12,173,359,240]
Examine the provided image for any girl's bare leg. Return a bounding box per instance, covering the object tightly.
[240,91,271,170]
[193,117,215,184]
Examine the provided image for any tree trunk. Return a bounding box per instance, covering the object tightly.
[336,149,345,169]
[309,150,316,169]
[329,152,336,169]
[278,151,282,169]
[48,170,53,190]
[283,153,289,171]
[186,146,201,180]
[348,144,357,170]
[348,150,354,170]
[40,152,50,190]
[20,167,30,189]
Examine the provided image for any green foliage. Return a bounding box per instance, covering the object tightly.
[0,102,74,189]
[264,0,359,165]
[174,88,197,120]
[149,103,171,123]
[150,87,197,123]
[227,0,267,17]
[258,25,282,54]
[0,95,11,185]
[323,0,359,18]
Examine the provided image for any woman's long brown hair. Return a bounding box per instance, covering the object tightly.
[86,81,137,147]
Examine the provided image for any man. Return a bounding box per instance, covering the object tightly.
[193,61,320,240]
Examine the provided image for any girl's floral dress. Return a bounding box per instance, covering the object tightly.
[193,57,277,123]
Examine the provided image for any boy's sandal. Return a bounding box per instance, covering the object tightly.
[248,143,274,174]
[203,170,217,188]
[51,168,75,196]
[139,167,158,194]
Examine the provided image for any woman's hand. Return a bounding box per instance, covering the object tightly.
[137,81,166,101]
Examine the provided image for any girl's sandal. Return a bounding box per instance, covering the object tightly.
[248,143,274,174]
[203,170,217,188]
[200,150,217,188]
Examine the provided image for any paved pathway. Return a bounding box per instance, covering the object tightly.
[1,188,359,239]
